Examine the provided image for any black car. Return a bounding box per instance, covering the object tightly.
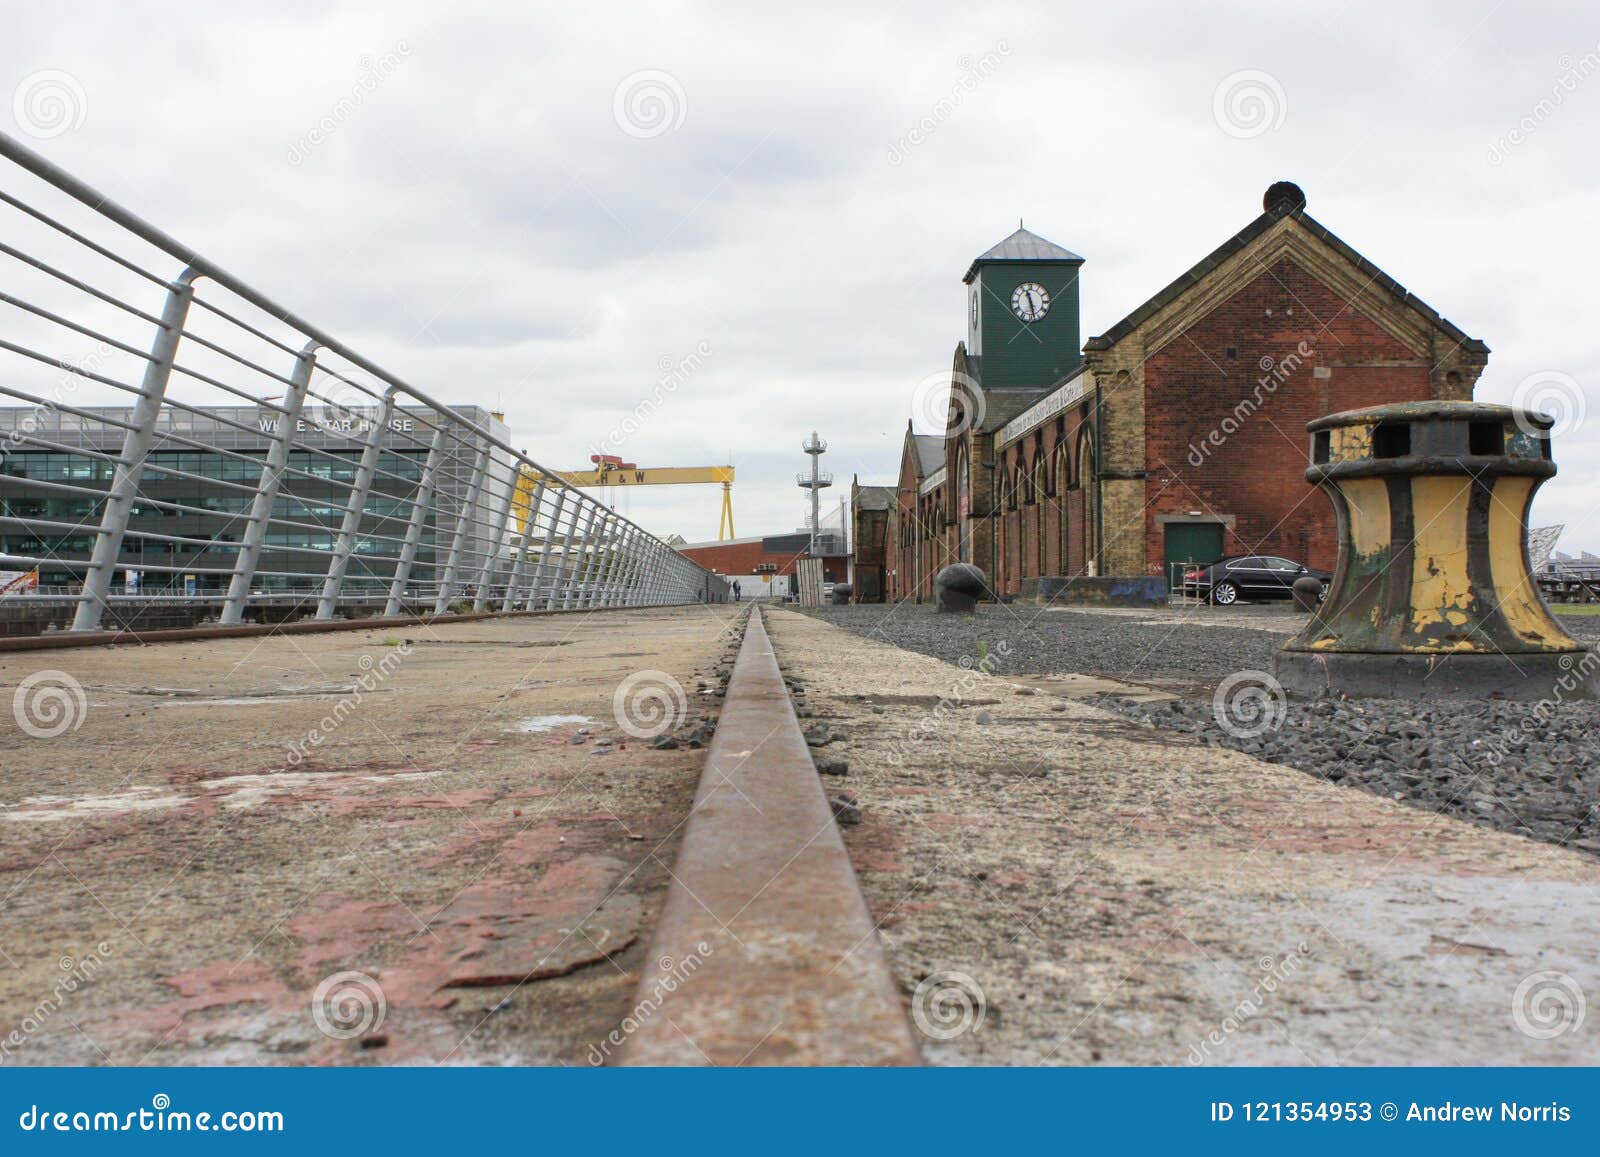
[1182,555,1331,605]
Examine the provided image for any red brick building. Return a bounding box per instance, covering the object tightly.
[847,479,894,602]
[677,534,848,589]
[880,182,1488,601]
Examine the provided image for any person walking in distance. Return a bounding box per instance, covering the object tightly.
[733,580,742,602]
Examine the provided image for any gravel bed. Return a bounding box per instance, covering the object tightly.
[1098,694,1600,856]
[793,602,1288,692]
[799,602,1600,858]
[1556,613,1600,642]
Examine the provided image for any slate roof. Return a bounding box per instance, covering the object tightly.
[963,227,1084,283]
[979,389,1055,433]
[853,484,895,511]
[913,434,944,476]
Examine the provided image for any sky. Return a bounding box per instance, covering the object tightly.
[6,1,1600,549]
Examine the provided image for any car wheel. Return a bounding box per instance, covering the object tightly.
[1212,581,1238,606]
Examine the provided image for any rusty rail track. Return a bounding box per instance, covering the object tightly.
[616,607,919,1066]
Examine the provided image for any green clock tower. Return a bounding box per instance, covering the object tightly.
[963,227,1084,388]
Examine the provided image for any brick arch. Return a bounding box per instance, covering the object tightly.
[1052,440,1072,576]
[955,443,972,562]
[1001,456,1025,592]
[1077,425,1098,575]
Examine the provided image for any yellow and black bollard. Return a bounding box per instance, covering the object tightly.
[1275,401,1598,700]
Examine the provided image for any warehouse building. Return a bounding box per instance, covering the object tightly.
[676,532,849,593]
[875,182,1488,601]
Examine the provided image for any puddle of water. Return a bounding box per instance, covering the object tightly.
[509,714,591,734]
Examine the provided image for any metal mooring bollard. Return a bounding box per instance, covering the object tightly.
[1290,574,1323,613]
[1275,401,1598,700]
[935,563,989,613]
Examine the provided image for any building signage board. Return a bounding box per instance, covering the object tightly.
[999,370,1096,448]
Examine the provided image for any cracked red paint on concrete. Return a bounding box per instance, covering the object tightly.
[166,960,290,1011]
[0,605,745,1064]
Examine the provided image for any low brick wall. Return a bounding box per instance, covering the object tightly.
[1017,575,1168,607]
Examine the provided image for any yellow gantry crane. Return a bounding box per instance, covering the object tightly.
[513,456,736,540]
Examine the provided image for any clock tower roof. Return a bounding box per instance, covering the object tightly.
[963,226,1084,283]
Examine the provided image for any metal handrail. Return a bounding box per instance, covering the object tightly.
[0,130,727,629]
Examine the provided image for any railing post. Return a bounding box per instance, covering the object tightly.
[665,554,684,604]
[662,550,679,604]
[625,531,649,606]
[580,513,615,608]
[317,391,395,619]
[472,455,516,612]
[647,542,667,605]
[434,437,489,615]
[620,532,642,607]
[500,470,544,611]
[384,423,445,618]
[564,503,599,609]
[545,492,585,611]
[599,517,626,606]
[71,268,197,631]
[637,542,656,606]
[601,526,624,607]
[598,523,626,606]
[613,526,638,606]
[221,340,315,624]
[527,484,566,611]
[661,548,680,603]
[573,512,601,609]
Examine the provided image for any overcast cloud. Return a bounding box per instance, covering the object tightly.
[6,1,1600,547]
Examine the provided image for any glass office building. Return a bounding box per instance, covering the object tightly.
[0,404,512,596]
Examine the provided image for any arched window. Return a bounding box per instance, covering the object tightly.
[956,446,972,562]
[1033,453,1049,574]
[1056,441,1072,574]
[1078,427,1098,573]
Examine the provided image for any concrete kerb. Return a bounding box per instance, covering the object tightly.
[0,601,675,653]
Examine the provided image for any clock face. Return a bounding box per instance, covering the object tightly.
[1011,281,1050,322]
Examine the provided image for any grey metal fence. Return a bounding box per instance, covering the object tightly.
[0,130,726,631]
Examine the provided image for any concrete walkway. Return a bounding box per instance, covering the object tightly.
[0,605,743,1065]
[765,608,1600,1066]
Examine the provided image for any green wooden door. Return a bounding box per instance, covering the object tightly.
[1163,522,1225,588]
